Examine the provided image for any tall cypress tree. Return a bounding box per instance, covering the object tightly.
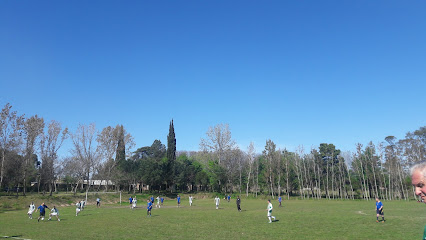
[116,125,126,163]
[167,119,176,190]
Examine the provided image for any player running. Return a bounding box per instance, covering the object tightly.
[48,206,60,221]
[161,197,164,206]
[76,201,82,216]
[189,195,193,206]
[35,202,49,222]
[156,196,160,208]
[28,202,36,219]
[236,196,241,211]
[278,196,282,207]
[132,196,137,210]
[375,198,385,222]
[215,196,220,209]
[177,195,181,208]
[147,199,152,217]
[96,197,101,208]
[267,199,276,223]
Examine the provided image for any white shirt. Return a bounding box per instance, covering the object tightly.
[29,204,35,212]
[268,203,273,212]
[156,197,160,203]
[189,196,193,203]
[215,197,220,205]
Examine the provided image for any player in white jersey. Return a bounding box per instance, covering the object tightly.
[156,196,160,208]
[189,195,193,206]
[132,196,137,210]
[214,196,220,209]
[76,201,81,216]
[267,200,276,223]
[28,202,36,219]
[81,200,86,210]
[48,206,61,221]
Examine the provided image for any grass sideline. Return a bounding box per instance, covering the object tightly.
[1,194,425,239]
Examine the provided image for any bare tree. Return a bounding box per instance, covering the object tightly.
[200,123,235,165]
[245,142,255,197]
[39,120,68,195]
[263,139,277,199]
[22,115,44,195]
[0,103,24,189]
[70,123,99,198]
[200,123,236,191]
[96,125,135,191]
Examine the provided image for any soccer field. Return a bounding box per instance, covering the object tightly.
[1,197,425,239]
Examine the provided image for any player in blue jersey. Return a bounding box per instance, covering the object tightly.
[227,195,231,202]
[278,196,282,207]
[129,196,133,208]
[147,199,152,217]
[161,197,164,206]
[375,198,385,222]
[150,196,154,204]
[177,195,181,208]
[35,202,49,222]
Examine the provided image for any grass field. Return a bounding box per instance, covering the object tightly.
[1,194,425,239]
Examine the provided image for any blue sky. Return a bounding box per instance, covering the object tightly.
[1,1,425,155]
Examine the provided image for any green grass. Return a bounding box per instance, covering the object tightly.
[1,195,425,239]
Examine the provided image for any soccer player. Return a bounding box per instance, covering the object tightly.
[236,196,241,211]
[177,195,181,208]
[375,198,385,222]
[215,196,220,209]
[132,196,137,210]
[160,197,164,206]
[76,201,81,216]
[227,195,231,202]
[81,200,86,210]
[96,197,101,208]
[267,199,276,223]
[156,196,160,208]
[150,196,154,204]
[278,196,282,207]
[35,202,49,222]
[189,195,193,206]
[147,199,152,217]
[129,196,133,208]
[28,202,36,219]
[411,160,426,239]
[48,206,60,221]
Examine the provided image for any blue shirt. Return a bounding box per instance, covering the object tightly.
[278,197,282,202]
[129,197,133,203]
[161,197,164,203]
[38,205,47,213]
[227,196,230,200]
[177,197,180,203]
[147,202,152,210]
[150,197,154,202]
[376,201,383,210]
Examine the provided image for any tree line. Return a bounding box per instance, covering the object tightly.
[0,103,425,200]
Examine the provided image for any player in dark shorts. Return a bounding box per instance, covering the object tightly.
[36,203,49,222]
[147,199,152,217]
[236,196,241,211]
[375,198,385,222]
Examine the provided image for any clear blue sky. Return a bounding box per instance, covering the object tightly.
[1,1,425,155]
